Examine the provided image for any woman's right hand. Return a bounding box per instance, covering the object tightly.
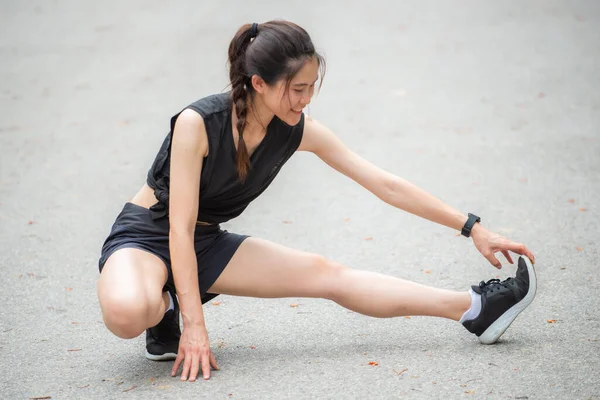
[171,323,219,381]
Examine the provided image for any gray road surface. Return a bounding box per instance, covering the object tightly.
[1,1,599,399]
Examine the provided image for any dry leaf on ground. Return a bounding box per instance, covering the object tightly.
[289,304,299,308]
[368,361,379,366]
[547,319,557,323]
[122,385,136,392]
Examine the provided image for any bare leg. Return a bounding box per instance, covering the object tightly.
[97,248,170,338]
[209,238,471,321]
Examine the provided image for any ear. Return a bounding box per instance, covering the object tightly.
[250,75,267,94]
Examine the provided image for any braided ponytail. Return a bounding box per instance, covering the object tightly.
[228,23,256,183]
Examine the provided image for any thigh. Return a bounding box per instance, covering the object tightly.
[208,237,342,298]
[98,247,169,305]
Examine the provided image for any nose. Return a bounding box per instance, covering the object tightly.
[301,93,311,106]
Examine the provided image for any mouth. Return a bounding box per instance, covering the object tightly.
[291,108,303,115]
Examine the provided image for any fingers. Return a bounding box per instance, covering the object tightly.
[502,250,514,264]
[210,351,220,371]
[201,349,212,380]
[188,351,201,382]
[172,352,184,377]
[180,351,193,381]
[507,242,536,264]
[486,253,502,269]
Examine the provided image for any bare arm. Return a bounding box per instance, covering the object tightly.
[169,109,207,327]
[299,117,535,267]
[168,109,218,381]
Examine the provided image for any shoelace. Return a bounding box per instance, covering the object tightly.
[478,277,513,293]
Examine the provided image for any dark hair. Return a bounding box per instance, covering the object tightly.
[228,20,326,182]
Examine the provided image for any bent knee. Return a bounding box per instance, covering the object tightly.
[98,289,150,339]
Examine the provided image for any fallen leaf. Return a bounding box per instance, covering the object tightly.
[68,348,82,352]
[66,288,73,291]
[28,220,35,225]
[212,301,221,306]
[368,361,379,366]
[561,267,567,270]
[576,247,583,251]
[77,384,89,389]
[404,316,411,319]
[122,385,136,392]
[249,345,256,349]
[424,270,431,274]
[567,199,575,203]
[289,304,299,308]
[282,220,292,224]
[394,368,408,375]
[29,397,51,400]
[228,394,233,397]
[465,390,475,394]
[364,237,373,241]
[149,378,155,382]
[579,208,587,212]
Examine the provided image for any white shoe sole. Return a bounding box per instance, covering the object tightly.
[145,351,177,361]
[478,256,537,345]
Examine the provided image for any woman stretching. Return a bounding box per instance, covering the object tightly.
[97,20,537,382]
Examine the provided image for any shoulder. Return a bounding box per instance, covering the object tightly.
[172,109,209,157]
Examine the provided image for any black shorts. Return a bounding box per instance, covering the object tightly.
[98,202,249,303]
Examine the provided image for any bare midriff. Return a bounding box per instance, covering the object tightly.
[130,183,214,226]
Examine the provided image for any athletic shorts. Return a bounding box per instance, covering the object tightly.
[98,202,249,303]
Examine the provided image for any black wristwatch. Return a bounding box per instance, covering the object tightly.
[461,213,481,238]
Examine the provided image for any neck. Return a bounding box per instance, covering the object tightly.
[241,92,274,136]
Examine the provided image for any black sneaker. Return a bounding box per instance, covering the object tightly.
[145,291,181,361]
[463,256,537,344]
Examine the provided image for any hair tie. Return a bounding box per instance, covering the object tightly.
[250,23,259,39]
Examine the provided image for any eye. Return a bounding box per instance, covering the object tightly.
[294,89,303,94]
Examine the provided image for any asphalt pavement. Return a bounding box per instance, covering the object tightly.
[1,1,599,399]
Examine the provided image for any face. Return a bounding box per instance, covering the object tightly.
[253,56,320,126]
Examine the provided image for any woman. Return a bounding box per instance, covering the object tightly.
[97,20,537,382]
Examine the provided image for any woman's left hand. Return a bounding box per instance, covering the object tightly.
[470,224,536,269]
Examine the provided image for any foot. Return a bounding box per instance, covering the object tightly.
[145,291,181,361]
[462,256,537,344]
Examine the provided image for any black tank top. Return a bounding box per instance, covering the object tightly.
[146,92,304,224]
